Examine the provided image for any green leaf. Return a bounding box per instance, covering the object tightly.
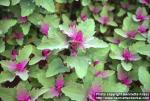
[108,21,118,27]
[100,25,107,33]
[114,29,126,38]
[121,61,132,71]
[147,31,150,43]
[46,58,69,77]
[81,0,90,6]
[0,87,16,101]
[29,56,44,65]
[123,16,138,31]
[78,19,95,38]
[31,88,49,101]
[84,37,108,48]
[43,15,60,28]
[138,66,150,90]
[0,0,10,6]
[102,81,129,92]
[28,12,44,25]
[136,42,150,57]
[55,0,67,3]
[109,44,124,60]
[0,19,17,35]
[20,0,35,16]
[62,83,86,101]
[20,22,31,35]
[35,0,55,13]
[16,70,29,81]
[0,71,13,83]
[11,0,20,5]
[64,56,89,78]
[16,44,33,62]
[37,28,68,50]
[0,39,5,53]
[37,70,55,88]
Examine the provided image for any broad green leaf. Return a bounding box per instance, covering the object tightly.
[62,83,86,101]
[35,0,55,13]
[121,61,132,71]
[117,9,126,17]
[114,29,126,38]
[100,25,107,33]
[0,87,16,101]
[37,70,55,88]
[29,56,44,65]
[123,16,138,31]
[16,70,29,81]
[109,44,124,60]
[136,42,150,57]
[64,56,89,78]
[37,28,68,50]
[78,19,95,38]
[81,0,90,6]
[101,79,129,92]
[16,44,33,62]
[20,22,31,35]
[100,6,108,16]
[20,0,35,16]
[88,47,110,61]
[0,71,13,83]
[28,12,44,25]
[108,21,118,27]
[31,88,49,101]
[43,15,60,28]
[46,58,69,77]
[84,37,108,48]
[0,39,5,53]
[0,0,10,6]
[53,96,69,101]
[11,0,20,5]
[0,19,17,35]
[138,66,150,90]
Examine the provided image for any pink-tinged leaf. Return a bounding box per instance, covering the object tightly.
[8,61,17,71]
[98,16,109,25]
[138,25,148,34]
[55,75,64,91]
[126,30,137,39]
[121,2,129,9]
[50,86,59,97]
[80,13,87,21]
[117,70,128,81]
[42,49,51,58]
[140,0,150,5]
[117,69,132,86]
[16,90,31,101]
[12,32,24,40]
[95,70,109,78]
[90,6,100,14]
[122,49,137,62]
[50,75,64,97]
[87,84,102,101]
[40,23,49,36]
[18,16,28,23]
[136,8,149,22]
[93,60,100,67]
[63,23,78,38]
[11,49,18,60]
[15,60,28,72]
[112,38,121,44]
